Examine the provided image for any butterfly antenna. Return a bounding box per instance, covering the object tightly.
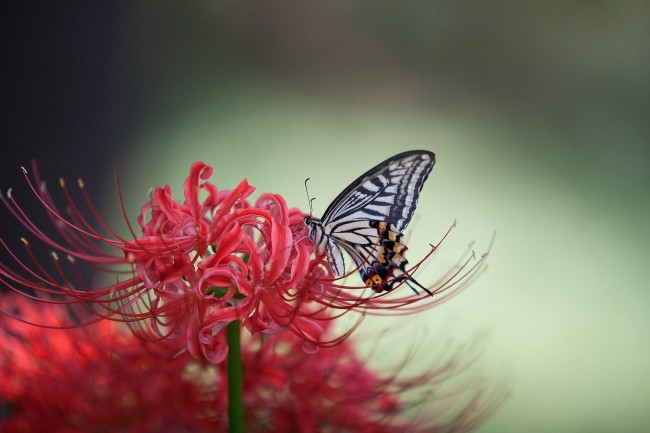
[304,177,315,217]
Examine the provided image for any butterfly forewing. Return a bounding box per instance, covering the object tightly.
[321,151,435,231]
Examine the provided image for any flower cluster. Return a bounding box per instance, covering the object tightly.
[0,294,501,433]
[0,161,485,365]
[119,161,335,362]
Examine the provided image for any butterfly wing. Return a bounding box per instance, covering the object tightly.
[321,150,435,232]
[318,150,435,282]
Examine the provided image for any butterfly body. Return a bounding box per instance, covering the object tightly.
[304,150,436,295]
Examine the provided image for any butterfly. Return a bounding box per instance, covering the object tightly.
[304,150,436,296]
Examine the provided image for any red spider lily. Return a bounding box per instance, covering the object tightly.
[0,161,486,364]
[0,294,502,433]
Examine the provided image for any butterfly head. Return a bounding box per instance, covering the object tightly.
[303,215,322,241]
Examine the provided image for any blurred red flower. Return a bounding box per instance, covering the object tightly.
[0,294,501,433]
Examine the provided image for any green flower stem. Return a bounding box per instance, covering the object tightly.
[227,320,245,433]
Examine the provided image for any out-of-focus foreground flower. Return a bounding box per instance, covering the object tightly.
[0,294,501,433]
[0,162,485,364]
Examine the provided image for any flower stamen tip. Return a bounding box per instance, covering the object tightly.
[77,178,85,189]
[20,237,29,246]
[59,178,65,188]
[50,251,59,261]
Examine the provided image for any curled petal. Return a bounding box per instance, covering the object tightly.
[242,235,263,288]
[264,220,292,285]
[184,161,212,220]
[210,179,256,238]
[285,242,311,289]
[186,308,230,364]
[198,267,246,303]
[257,193,289,226]
[209,222,246,266]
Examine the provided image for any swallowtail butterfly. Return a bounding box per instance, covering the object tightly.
[304,150,435,295]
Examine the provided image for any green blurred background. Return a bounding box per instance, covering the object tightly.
[4,2,649,432]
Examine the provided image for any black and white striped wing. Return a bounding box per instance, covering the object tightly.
[319,150,435,277]
[321,150,435,231]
